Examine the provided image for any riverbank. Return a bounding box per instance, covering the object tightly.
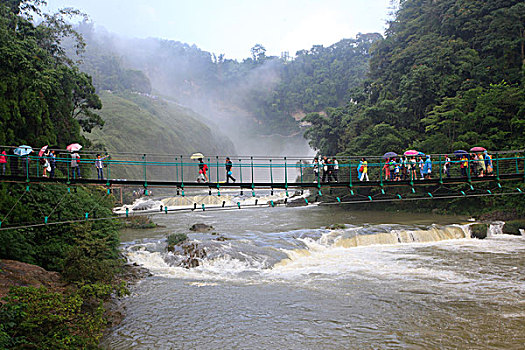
[0,258,151,348]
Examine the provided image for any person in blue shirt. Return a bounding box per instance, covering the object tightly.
[484,151,493,175]
[423,155,432,179]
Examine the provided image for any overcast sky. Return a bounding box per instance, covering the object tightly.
[45,0,394,60]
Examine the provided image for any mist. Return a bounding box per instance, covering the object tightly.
[75,23,315,161]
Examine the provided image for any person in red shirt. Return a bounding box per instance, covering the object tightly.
[198,158,209,182]
[0,150,7,175]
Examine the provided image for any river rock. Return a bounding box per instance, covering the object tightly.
[502,220,525,235]
[470,224,487,239]
[286,197,308,207]
[189,223,214,232]
[180,242,207,268]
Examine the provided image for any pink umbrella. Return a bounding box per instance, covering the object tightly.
[404,150,419,156]
[38,145,48,157]
[470,146,486,152]
[66,143,82,152]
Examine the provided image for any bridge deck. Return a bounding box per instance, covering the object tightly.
[1,173,523,189]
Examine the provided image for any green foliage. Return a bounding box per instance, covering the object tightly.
[470,224,487,239]
[167,233,188,246]
[303,0,525,157]
[0,1,102,147]
[122,215,157,229]
[502,220,525,235]
[0,183,120,282]
[0,286,106,349]
[87,91,236,179]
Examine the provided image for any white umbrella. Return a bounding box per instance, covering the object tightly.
[190,152,204,160]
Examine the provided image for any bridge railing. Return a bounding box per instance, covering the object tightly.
[0,146,523,186]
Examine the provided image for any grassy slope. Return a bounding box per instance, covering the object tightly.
[87,91,235,179]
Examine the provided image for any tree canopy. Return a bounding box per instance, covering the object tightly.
[304,0,525,156]
[0,0,102,147]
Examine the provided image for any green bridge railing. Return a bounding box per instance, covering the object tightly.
[0,148,524,191]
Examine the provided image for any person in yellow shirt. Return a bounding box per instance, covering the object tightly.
[360,157,369,181]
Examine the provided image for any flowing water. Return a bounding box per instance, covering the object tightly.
[103,202,525,349]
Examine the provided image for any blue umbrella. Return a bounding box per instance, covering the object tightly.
[383,151,398,159]
[453,150,468,155]
[14,145,32,156]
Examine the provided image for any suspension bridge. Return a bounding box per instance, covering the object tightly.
[0,148,523,230]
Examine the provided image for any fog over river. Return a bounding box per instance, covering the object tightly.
[103,204,525,349]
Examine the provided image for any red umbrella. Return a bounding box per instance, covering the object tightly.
[66,143,82,152]
[38,145,48,157]
[404,150,419,156]
[470,146,486,152]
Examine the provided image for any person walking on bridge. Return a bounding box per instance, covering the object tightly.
[197,158,209,183]
[225,157,236,183]
[71,152,81,179]
[0,150,6,175]
[95,153,109,180]
[312,157,319,183]
[49,150,56,178]
[321,156,329,183]
[332,157,339,182]
[359,157,369,181]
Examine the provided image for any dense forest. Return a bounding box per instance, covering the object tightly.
[0,1,124,348]
[76,26,380,137]
[304,0,525,156]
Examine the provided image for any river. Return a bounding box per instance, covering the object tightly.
[102,201,525,349]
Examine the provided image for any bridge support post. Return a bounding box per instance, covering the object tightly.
[239,158,243,195]
[251,157,254,196]
[175,156,178,182]
[284,157,289,197]
[216,156,219,184]
[180,155,184,197]
[142,154,148,195]
[495,153,500,181]
[270,159,273,195]
[439,155,443,184]
[299,160,303,185]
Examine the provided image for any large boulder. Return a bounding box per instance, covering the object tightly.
[180,242,207,268]
[470,224,487,239]
[189,223,214,232]
[502,220,525,235]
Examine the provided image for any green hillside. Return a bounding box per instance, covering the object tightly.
[87,91,235,180]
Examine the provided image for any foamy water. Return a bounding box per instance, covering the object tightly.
[104,207,525,349]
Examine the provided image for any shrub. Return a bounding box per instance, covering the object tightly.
[470,224,487,239]
[167,233,188,247]
[502,220,525,235]
[0,286,106,349]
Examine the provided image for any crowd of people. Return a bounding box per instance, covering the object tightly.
[311,151,494,183]
[0,147,112,180]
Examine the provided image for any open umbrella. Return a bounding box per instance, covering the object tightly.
[38,145,48,157]
[383,151,398,159]
[66,143,82,152]
[470,146,486,152]
[404,150,419,156]
[190,152,204,160]
[14,145,32,156]
[454,150,468,157]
